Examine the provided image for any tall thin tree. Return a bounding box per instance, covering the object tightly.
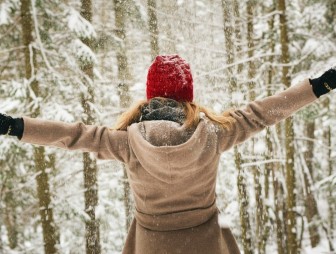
[278,0,298,253]
[222,1,253,253]
[233,0,243,73]
[148,0,160,59]
[266,2,286,253]
[79,0,101,253]
[245,2,270,252]
[324,3,336,249]
[3,170,18,249]
[113,0,133,231]
[303,119,321,247]
[160,0,177,53]
[323,101,335,251]
[20,0,58,253]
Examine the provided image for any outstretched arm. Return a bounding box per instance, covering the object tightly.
[217,68,336,152]
[0,115,130,163]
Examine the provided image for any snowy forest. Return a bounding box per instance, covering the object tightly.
[0,0,335,253]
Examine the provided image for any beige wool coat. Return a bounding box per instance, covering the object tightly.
[20,79,318,254]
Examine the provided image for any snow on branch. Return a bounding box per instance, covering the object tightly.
[72,39,97,65]
[0,2,10,25]
[241,158,285,168]
[67,8,97,39]
[31,0,54,72]
[0,0,21,25]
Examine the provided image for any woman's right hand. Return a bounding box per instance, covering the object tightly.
[0,113,14,135]
[0,113,24,139]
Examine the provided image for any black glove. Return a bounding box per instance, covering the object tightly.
[0,113,24,139]
[309,68,336,98]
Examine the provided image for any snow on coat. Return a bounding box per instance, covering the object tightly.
[20,79,317,254]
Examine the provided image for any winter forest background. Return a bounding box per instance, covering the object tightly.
[0,0,335,253]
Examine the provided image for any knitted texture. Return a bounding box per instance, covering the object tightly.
[0,113,24,139]
[140,98,186,125]
[309,68,336,98]
[146,55,193,102]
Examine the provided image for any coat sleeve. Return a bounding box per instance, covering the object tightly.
[217,79,318,153]
[20,116,130,163]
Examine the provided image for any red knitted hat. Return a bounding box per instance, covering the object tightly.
[146,55,194,102]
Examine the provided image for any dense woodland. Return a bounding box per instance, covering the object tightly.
[0,0,335,253]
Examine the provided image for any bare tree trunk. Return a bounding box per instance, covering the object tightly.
[246,2,270,253]
[233,0,243,73]
[274,120,288,254]
[148,0,160,60]
[303,121,321,247]
[221,0,234,70]
[236,153,253,254]
[191,0,197,57]
[278,0,297,253]
[246,0,255,98]
[114,0,133,231]
[264,3,275,204]
[272,168,287,254]
[99,0,108,75]
[80,1,101,253]
[1,161,18,249]
[223,1,252,253]
[4,192,18,249]
[160,0,177,54]
[246,1,260,251]
[20,1,58,253]
[324,7,336,250]
[323,98,335,251]
[221,0,237,92]
[0,218,2,252]
[261,3,277,253]
[266,3,285,253]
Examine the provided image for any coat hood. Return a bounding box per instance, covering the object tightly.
[127,119,218,184]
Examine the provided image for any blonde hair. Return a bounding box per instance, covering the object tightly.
[113,97,236,131]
